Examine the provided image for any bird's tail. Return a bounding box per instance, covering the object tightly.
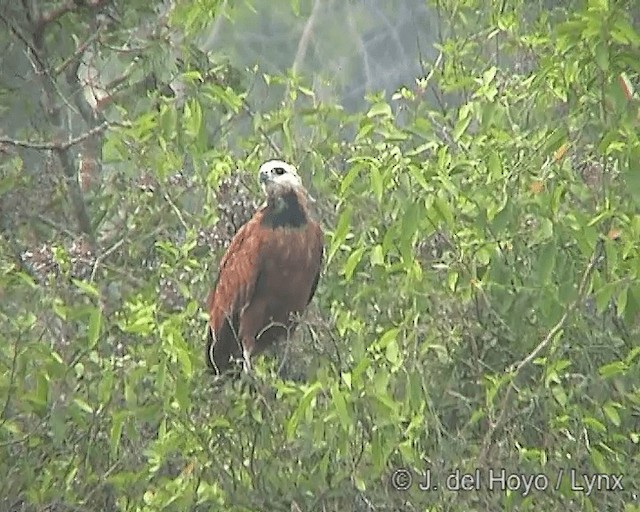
[205,326,216,371]
[206,326,232,375]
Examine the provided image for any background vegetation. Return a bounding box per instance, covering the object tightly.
[1,0,639,510]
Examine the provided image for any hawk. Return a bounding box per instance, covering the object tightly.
[206,160,324,375]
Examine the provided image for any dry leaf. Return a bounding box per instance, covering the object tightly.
[618,73,634,101]
[554,143,569,162]
[607,228,622,240]
[530,180,544,194]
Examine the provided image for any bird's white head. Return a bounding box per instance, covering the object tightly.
[258,160,303,196]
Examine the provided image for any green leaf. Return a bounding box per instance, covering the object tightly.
[483,66,497,84]
[551,385,567,406]
[594,43,609,71]
[616,286,628,318]
[35,373,49,408]
[351,357,371,388]
[447,270,459,292]
[343,247,364,281]
[626,347,640,365]
[536,242,557,284]
[376,328,400,350]
[491,199,512,233]
[401,202,420,244]
[590,446,608,473]
[340,165,362,195]
[353,474,366,492]
[408,165,430,191]
[594,281,616,313]
[160,105,177,138]
[0,175,17,197]
[453,111,472,141]
[331,385,351,431]
[356,121,374,141]
[611,19,640,46]
[370,166,383,203]
[327,207,352,265]
[87,307,102,349]
[366,101,392,118]
[204,84,243,112]
[602,402,621,427]
[370,245,385,266]
[432,196,454,228]
[184,98,203,142]
[110,411,127,459]
[72,278,100,298]
[74,398,94,414]
[385,339,400,365]
[98,370,114,405]
[623,165,640,206]
[542,128,568,157]
[286,384,321,440]
[488,151,502,179]
[49,407,67,446]
[598,360,627,378]
[583,416,607,433]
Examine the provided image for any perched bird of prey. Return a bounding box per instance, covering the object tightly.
[206,160,324,375]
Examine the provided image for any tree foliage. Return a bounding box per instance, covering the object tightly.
[1,0,639,510]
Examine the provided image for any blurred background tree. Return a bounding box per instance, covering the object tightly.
[1,0,639,510]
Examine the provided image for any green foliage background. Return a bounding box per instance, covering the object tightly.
[1,0,640,510]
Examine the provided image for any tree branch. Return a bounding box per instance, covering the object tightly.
[0,121,125,151]
[36,0,110,31]
[291,0,321,77]
[0,11,48,75]
[36,0,76,28]
[55,147,96,244]
[53,29,103,76]
[476,240,603,465]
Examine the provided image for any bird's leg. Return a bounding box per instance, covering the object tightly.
[241,336,256,374]
[238,305,262,375]
[242,348,252,373]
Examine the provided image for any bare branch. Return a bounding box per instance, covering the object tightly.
[90,238,124,282]
[1,9,81,118]
[37,0,76,28]
[241,99,282,156]
[36,0,110,30]
[477,240,603,465]
[0,11,48,74]
[0,121,125,151]
[291,0,321,77]
[347,5,373,94]
[53,29,103,76]
[53,148,95,244]
[31,214,78,239]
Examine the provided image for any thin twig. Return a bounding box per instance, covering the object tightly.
[0,11,47,75]
[347,5,373,94]
[53,29,103,76]
[32,214,78,239]
[160,188,190,232]
[241,100,281,155]
[90,238,125,282]
[290,0,321,78]
[477,240,603,464]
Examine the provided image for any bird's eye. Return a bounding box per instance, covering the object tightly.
[274,167,285,175]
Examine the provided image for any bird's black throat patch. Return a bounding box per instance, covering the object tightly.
[262,190,307,228]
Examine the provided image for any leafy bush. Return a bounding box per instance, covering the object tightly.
[1,0,639,510]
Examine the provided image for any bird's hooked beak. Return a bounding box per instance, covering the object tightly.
[258,170,271,185]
